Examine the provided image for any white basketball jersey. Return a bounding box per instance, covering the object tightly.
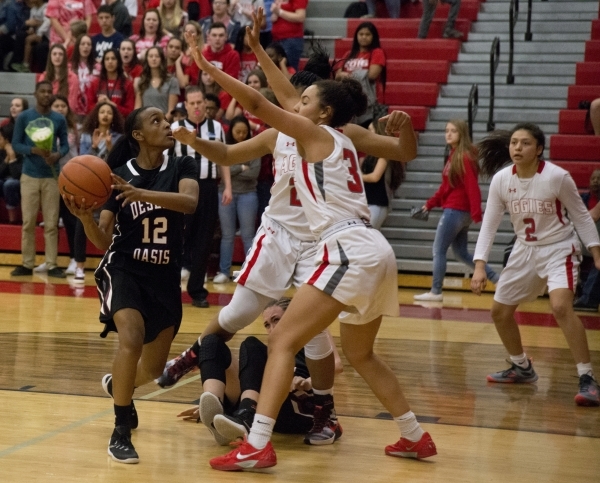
[474,161,600,262]
[262,133,313,241]
[293,126,371,237]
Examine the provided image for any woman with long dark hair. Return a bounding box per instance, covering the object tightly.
[335,21,386,127]
[37,44,79,111]
[70,34,96,120]
[119,38,143,81]
[0,97,28,128]
[130,9,171,61]
[472,123,600,407]
[134,46,180,120]
[64,106,199,463]
[414,119,498,302]
[86,49,135,118]
[80,101,125,160]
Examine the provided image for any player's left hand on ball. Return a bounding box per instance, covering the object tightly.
[111,173,143,206]
[379,111,412,135]
[177,406,200,422]
[62,195,97,219]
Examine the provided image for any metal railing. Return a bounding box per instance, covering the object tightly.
[507,0,519,85]
[525,0,533,41]
[467,84,478,141]
[488,37,500,132]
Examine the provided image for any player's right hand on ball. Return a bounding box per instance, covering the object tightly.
[62,195,97,219]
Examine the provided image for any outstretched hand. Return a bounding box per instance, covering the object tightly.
[111,173,144,207]
[184,30,209,72]
[247,8,265,50]
[177,406,200,422]
[173,126,198,146]
[378,111,413,136]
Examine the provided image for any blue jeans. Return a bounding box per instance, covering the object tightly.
[368,204,389,230]
[0,178,20,208]
[277,36,304,71]
[431,208,498,294]
[579,264,600,306]
[366,0,400,18]
[218,191,258,276]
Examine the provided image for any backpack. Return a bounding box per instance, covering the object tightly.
[344,2,368,18]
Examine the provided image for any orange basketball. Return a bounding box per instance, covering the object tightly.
[58,155,113,207]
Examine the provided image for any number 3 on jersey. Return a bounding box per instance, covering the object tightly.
[344,148,363,194]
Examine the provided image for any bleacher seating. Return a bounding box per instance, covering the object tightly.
[551,8,600,180]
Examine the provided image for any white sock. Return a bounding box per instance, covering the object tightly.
[313,388,333,396]
[576,362,594,378]
[509,353,529,369]
[394,411,424,442]
[247,414,275,449]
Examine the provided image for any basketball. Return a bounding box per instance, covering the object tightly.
[58,155,113,207]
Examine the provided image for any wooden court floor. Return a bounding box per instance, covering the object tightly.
[0,266,598,482]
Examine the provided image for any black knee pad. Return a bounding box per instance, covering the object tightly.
[198,334,232,384]
[239,336,267,392]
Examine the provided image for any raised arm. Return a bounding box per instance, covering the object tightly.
[184,31,331,161]
[342,111,418,162]
[173,127,276,166]
[246,9,299,112]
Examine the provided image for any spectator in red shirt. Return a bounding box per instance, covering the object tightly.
[335,21,386,127]
[234,27,258,82]
[129,9,171,61]
[37,44,80,112]
[119,38,143,80]
[186,22,241,84]
[414,120,499,302]
[86,48,135,118]
[45,0,96,47]
[270,0,307,70]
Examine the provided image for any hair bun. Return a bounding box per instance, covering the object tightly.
[340,77,368,118]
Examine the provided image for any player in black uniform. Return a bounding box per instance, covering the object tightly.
[63,106,199,464]
[176,298,316,443]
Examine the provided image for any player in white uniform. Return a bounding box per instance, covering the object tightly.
[183,25,437,472]
[162,24,418,446]
[471,123,600,407]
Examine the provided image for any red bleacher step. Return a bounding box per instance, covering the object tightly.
[567,85,600,109]
[576,62,600,86]
[387,105,429,131]
[592,19,600,40]
[559,109,590,135]
[550,135,600,161]
[346,18,471,40]
[399,0,481,22]
[585,40,600,62]
[553,161,600,188]
[335,39,460,62]
[384,82,439,106]
[387,60,450,83]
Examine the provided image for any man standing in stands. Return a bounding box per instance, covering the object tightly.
[92,5,125,63]
[169,86,229,308]
[418,0,464,39]
[11,81,69,278]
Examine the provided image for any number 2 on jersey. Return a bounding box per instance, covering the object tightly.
[344,148,363,194]
[142,217,168,244]
[523,218,537,241]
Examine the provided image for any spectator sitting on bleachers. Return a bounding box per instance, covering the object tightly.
[119,38,143,80]
[160,0,189,36]
[200,0,241,45]
[0,96,28,127]
[70,34,96,121]
[130,9,171,61]
[574,169,600,312]
[86,48,135,118]
[235,27,258,82]
[166,36,187,97]
[591,99,600,136]
[0,0,29,70]
[37,44,80,113]
[365,0,400,19]
[230,0,264,29]
[46,0,96,48]
[204,91,223,120]
[134,46,180,121]
[418,0,463,39]
[335,21,386,127]
[92,5,125,64]
[103,0,132,37]
[264,42,295,79]
[10,0,50,73]
[101,0,137,21]
[270,0,307,71]
[11,80,69,278]
[0,123,23,224]
[181,20,202,71]
[213,114,260,284]
[79,100,124,160]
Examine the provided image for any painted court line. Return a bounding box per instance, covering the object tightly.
[0,375,200,459]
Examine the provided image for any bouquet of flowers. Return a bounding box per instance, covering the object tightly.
[25,118,54,152]
[25,117,57,177]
